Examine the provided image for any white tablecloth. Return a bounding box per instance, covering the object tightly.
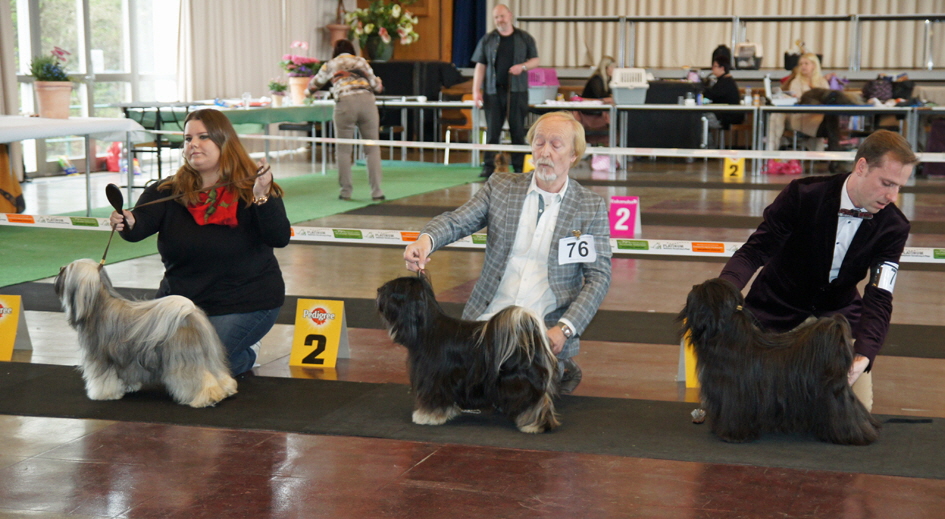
[0,116,149,143]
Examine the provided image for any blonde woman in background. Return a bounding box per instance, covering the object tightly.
[766,53,830,151]
[573,55,615,145]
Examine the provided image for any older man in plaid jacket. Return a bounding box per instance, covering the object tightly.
[404,112,612,393]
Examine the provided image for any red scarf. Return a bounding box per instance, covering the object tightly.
[186,186,239,227]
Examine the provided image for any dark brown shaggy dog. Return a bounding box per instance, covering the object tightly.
[377,275,559,433]
[679,278,880,445]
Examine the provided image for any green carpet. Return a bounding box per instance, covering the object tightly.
[1,164,480,287]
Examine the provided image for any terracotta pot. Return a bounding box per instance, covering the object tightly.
[327,24,350,48]
[288,76,311,106]
[271,94,284,107]
[34,81,73,119]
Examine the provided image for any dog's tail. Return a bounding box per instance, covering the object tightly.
[482,306,558,395]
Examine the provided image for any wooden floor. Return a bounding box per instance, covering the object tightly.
[4,151,945,518]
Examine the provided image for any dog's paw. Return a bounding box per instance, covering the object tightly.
[187,388,225,408]
[219,375,238,398]
[186,372,237,408]
[412,405,460,425]
[86,387,125,401]
[516,423,547,434]
[85,377,126,401]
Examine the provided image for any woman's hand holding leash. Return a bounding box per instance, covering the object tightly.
[109,210,135,231]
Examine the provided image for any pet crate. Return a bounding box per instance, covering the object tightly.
[528,68,560,104]
[610,68,649,105]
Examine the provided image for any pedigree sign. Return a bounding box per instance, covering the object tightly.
[0,295,23,361]
[289,299,349,369]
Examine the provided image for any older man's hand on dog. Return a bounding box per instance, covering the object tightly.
[404,234,433,271]
[547,325,566,355]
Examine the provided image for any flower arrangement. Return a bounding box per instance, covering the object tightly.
[30,47,72,82]
[280,41,320,77]
[346,1,420,48]
[268,78,287,96]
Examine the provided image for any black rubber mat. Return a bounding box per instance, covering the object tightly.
[0,362,941,480]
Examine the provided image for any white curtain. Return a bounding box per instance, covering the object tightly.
[498,0,945,70]
[0,0,24,180]
[177,0,340,152]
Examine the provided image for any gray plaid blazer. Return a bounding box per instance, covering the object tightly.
[422,172,612,358]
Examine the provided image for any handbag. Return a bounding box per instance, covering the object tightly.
[862,77,893,101]
[892,80,915,100]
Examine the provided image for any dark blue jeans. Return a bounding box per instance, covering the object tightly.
[208,307,281,375]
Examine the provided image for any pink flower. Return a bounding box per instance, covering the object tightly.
[51,47,71,62]
[379,27,391,44]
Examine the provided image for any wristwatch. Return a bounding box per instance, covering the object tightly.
[557,322,573,339]
[522,64,528,72]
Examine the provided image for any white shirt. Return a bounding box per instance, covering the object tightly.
[830,176,865,282]
[479,176,574,333]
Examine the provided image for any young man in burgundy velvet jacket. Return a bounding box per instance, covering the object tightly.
[719,130,919,410]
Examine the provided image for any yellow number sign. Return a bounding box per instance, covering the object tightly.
[290,299,349,369]
[723,157,745,181]
[0,295,31,361]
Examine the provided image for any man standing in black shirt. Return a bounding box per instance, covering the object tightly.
[471,4,539,177]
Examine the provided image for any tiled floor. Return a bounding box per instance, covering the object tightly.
[3,150,945,517]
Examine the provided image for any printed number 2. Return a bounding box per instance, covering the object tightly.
[566,240,589,258]
[729,163,739,176]
[303,334,327,365]
[614,207,632,230]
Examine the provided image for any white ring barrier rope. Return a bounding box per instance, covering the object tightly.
[3,216,943,264]
[148,129,945,163]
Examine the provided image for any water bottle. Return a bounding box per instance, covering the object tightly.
[242,92,252,109]
[744,87,752,106]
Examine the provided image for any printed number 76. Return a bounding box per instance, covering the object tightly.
[567,240,589,257]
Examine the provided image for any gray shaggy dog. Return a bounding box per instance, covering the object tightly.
[55,259,237,408]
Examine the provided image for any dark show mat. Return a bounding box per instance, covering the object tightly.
[0,362,941,480]
[10,282,945,360]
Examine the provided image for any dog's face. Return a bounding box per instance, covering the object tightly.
[376,276,438,345]
[682,278,744,341]
[56,259,109,321]
[376,276,434,323]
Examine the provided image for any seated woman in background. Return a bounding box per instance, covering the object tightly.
[572,55,615,145]
[766,52,830,150]
[110,109,291,375]
[702,55,745,131]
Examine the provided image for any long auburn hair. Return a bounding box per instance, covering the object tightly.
[159,108,283,207]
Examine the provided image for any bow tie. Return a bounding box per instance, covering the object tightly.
[838,208,873,220]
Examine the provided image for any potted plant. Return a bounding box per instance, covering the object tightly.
[280,41,321,105]
[30,47,74,119]
[268,78,288,107]
[346,1,420,61]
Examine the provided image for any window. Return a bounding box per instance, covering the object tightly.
[12,0,181,175]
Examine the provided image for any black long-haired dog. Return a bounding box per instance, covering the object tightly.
[376,275,559,433]
[678,278,880,445]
